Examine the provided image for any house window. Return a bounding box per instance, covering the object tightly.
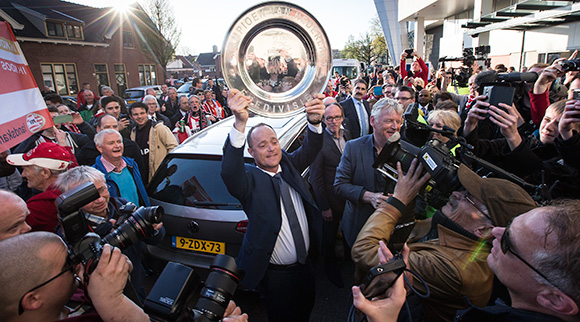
[66,25,83,39]
[114,64,127,96]
[46,22,65,37]
[94,64,110,94]
[138,64,157,86]
[123,31,134,48]
[41,63,78,95]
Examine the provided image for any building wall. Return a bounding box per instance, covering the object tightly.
[19,24,158,96]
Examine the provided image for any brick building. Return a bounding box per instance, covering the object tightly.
[0,0,165,97]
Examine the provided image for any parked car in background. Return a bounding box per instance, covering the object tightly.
[61,96,77,111]
[146,113,307,269]
[123,85,162,105]
[176,81,192,97]
[176,79,228,98]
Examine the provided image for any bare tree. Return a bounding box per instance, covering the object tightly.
[141,0,181,75]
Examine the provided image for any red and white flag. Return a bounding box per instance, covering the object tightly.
[0,21,52,152]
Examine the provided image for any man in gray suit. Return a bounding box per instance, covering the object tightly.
[334,98,404,247]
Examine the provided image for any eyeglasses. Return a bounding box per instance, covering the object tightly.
[325,116,343,122]
[395,97,412,101]
[463,191,493,223]
[500,222,557,287]
[18,256,75,315]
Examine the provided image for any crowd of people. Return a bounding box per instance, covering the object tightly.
[0,76,249,321]
[1,47,580,322]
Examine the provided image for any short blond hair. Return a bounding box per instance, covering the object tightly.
[427,110,461,137]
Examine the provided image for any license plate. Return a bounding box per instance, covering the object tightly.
[126,99,137,104]
[172,236,225,254]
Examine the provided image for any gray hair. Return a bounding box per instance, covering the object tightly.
[56,165,106,192]
[371,97,404,118]
[94,129,122,147]
[101,86,113,95]
[30,164,66,177]
[188,95,200,103]
[168,87,177,93]
[143,95,158,107]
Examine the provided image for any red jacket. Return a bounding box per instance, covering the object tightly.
[26,184,62,232]
[529,89,549,125]
[400,56,429,85]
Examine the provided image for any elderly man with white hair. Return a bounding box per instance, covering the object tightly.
[93,129,150,206]
[142,95,172,128]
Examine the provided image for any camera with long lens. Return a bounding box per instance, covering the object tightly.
[374,137,461,208]
[558,58,580,72]
[56,181,164,271]
[145,254,242,322]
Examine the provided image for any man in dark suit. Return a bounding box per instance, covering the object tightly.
[334,98,405,248]
[221,89,325,322]
[340,79,372,139]
[310,102,351,287]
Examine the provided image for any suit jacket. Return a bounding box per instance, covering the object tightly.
[340,97,371,139]
[220,127,323,289]
[334,134,391,246]
[170,110,187,128]
[310,129,352,212]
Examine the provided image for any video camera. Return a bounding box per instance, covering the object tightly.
[481,71,539,112]
[56,181,163,271]
[374,136,461,209]
[439,46,491,87]
[375,111,547,204]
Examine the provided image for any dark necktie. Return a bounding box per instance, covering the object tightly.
[273,173,307,264]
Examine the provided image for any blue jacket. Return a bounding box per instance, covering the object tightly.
[94,156,151,207]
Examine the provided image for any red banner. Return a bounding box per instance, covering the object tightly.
[0,21,52,152]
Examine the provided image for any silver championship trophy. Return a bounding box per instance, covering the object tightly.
[222,2,332,118]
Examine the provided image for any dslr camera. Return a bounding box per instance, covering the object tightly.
[56,181,163,271]
[146,255,242,322]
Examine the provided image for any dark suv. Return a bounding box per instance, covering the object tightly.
[146,114,307,269]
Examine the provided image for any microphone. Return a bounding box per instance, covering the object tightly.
[497,72,538,82]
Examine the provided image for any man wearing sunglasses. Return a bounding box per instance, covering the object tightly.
[352,160,537,322]
[456,199,580,321]
[0,231,148,322]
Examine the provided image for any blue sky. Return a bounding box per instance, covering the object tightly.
[70,0,379,55]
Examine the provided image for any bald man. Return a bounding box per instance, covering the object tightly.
[0,231,148,322]
[0,190,31,241]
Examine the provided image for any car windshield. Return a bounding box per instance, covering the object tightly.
[177,83,192,93]
[148,155,242,210]
[332,66,358,79]
[124,90,143,99]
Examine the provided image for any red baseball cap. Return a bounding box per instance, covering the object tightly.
[7,142,73,170]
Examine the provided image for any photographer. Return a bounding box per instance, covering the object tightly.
[463,97,580,199]
[352,159,536,322]
[400,50,429,85]
[336,77,352,102]
[0,231,148,322]
[55,166,164,301]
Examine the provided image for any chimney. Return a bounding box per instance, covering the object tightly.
[213,45,218,53]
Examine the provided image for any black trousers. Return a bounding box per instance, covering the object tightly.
[322,206,344,265]
[259,261,316,322]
